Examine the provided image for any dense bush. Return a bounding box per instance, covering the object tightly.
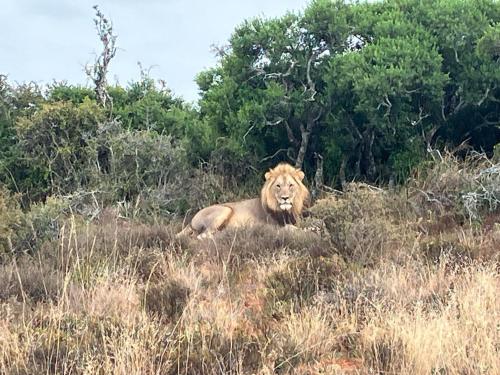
[16,99,104,197]
[309,185,412,265]
[1,0,499,207]
[0,187,23,255]
[197,0,499,184]
[0,189,67,257]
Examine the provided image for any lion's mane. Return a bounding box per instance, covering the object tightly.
[260,163,310,224]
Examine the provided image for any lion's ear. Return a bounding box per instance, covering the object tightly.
[265,171,272,180]
[295,170,305,181]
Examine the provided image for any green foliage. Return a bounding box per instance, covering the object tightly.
[89,121,188,203]
[0,188,67,257]
[0,187,23,255]
[48,82,95,103]
[15,196,69,254]
[197,0,500,184]
[109,78,190,136]
[477,24,500,62]
[0,78,45,197]
[16,99,105,197]
[1,0,499,212]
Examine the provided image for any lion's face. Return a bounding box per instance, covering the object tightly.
[261,163,309,217]
[269,174,301,211]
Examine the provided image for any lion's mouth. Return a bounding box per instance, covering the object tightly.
[279,203,293,211]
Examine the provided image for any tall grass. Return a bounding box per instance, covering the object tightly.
[1,154,499,374]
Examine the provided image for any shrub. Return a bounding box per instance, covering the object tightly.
[1,188,68,257]
[409,152,500,223]
[87,121,206,217]
[15,99,104,196]
[144,279,191,320]
[0,187,23,256]
[15,196,69,254]
[309,185,412,265]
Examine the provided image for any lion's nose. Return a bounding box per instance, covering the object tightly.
[281,196,289,201]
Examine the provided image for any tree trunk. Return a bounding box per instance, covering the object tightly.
[363,128,376,180]
[295,123,311,169]
[339,156,347,189]
[295,110,321,169]
[311,153,324,200]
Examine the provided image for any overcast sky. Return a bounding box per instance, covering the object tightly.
[1,0,307,102]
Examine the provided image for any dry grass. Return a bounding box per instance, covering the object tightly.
[1,156,499,374]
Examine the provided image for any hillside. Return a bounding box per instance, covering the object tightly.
[1,154,498,374]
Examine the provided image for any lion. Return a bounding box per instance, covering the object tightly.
[177,163,310,239]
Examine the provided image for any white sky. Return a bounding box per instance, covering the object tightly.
[1,0,307,102]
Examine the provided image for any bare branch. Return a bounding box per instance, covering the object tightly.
[260,148,293,163]
[476,85,496,106]
[377,94,392,116]
[284,120,298,146]
[410,107,430,127]
[305,51,317,101]
[85,5,117,111]
[347,115,363,140]
[264,60,298,82]
[242,124,255,143]
[453,96,466,114]
[441,97,448,121]
[266,118,284,126]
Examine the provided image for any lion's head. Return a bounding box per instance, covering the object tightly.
[260,163,310,223]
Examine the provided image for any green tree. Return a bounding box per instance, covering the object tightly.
[197,0,500,185]
[197,0,351,173]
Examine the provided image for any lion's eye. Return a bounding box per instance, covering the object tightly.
[276,184,281,189]
[289,184,294,189]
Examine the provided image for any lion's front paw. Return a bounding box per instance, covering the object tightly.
[197,231,215,240]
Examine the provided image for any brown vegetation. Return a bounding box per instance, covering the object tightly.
[0,155,499,374]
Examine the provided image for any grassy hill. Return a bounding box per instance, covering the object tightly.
[0,154,498,374]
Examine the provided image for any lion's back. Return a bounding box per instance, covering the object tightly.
[225,198,272,227]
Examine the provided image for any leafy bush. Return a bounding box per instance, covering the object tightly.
[0,189,68,257]
[90,122,187,198]
[15,196,69,254]
[86,121,208,217]
[0,187,23,256]
[16,99,104,197]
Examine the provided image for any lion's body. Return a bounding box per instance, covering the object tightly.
[177,163,310,239]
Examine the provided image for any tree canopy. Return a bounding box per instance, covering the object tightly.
[197,0,500,184]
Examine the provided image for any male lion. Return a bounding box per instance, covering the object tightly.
[177,163,310,239]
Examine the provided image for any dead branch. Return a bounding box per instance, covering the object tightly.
[85,5,117,112]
